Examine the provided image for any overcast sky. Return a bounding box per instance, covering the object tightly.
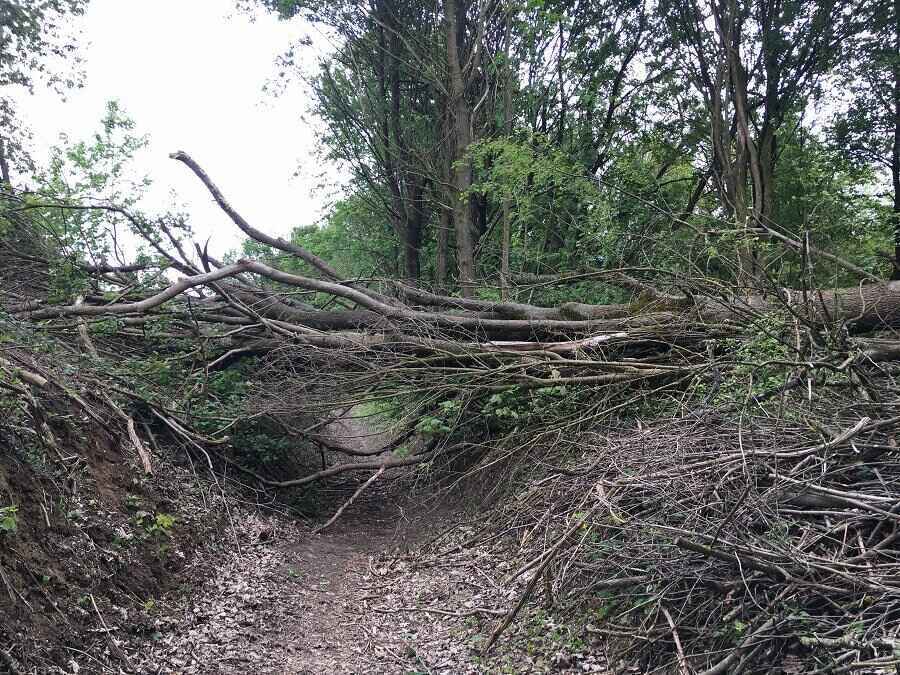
[13,0,340,254]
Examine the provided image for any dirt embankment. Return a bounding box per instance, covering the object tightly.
[0,407,240,673]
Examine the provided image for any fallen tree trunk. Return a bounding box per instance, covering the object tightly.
[13,153,900,349]
[20,257,900,343]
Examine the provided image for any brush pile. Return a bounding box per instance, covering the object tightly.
[451,393,900,673]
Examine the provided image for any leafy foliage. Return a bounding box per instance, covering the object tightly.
[26,101,152,301]
[0,0,88,174]
[0,505,18,534]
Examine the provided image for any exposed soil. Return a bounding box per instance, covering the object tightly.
[0,412,230,674]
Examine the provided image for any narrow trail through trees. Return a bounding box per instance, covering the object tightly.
[137,495,419,674]
[131,483,491,674]
[130,416,609,674]
[131,415,427,673]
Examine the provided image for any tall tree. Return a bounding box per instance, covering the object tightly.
[831,0,900,277]
[443,0,477,296]
[0,0,87,182]
[304,0,442,281]
[0,0,88,301]
[256,0,506,292]
[511,0,664,261]
[664,0,853,282]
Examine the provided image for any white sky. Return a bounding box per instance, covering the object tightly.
[13,0,341,255]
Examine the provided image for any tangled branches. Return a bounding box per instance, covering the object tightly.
[423,374,900,672]
[5,151,900,670]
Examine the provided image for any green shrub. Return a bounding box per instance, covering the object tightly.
[0,505,18,533]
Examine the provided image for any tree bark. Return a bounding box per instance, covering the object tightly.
[402,178,425,281]
[501,17,513,301]
[436,111,453,292]
[0,136,10,186]
[757,125,777,223]
[892,0,900,279]
[444,0,477,298]
[436,202,451,291]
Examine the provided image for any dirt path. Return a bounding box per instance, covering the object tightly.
[131,494,477,674]
[130,414,469,674]
[129,415,610,674]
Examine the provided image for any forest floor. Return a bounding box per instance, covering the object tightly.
[127,490,612,674]
[125,419,614,674]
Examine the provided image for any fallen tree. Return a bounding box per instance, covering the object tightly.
[5,152,899,491]
[2,151,897,479]
[10,152,900,344]
[4,153,900,671]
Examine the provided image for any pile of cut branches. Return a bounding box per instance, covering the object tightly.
[446,396,900,672]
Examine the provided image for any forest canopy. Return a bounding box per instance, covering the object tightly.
[243,0,898,298]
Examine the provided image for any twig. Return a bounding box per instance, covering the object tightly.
[370,605,506,618]
[312,466,385,534]
[674,537,792,581]
[662,605,692,675]
[74,295,100,359]
[483,505,596,653]
[89,594,135,671]
[697,617,778,675]
[101,393,153,474]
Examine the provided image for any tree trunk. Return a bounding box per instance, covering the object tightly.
[501,203,511,300]
[757,125,777,224]
[444,0,476,298]
[437,205,451,291]
[403,181,425,281]
[892,0,900,279]
[500,14,513,301]
[0,136,10,186]
[436,111,453,292]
